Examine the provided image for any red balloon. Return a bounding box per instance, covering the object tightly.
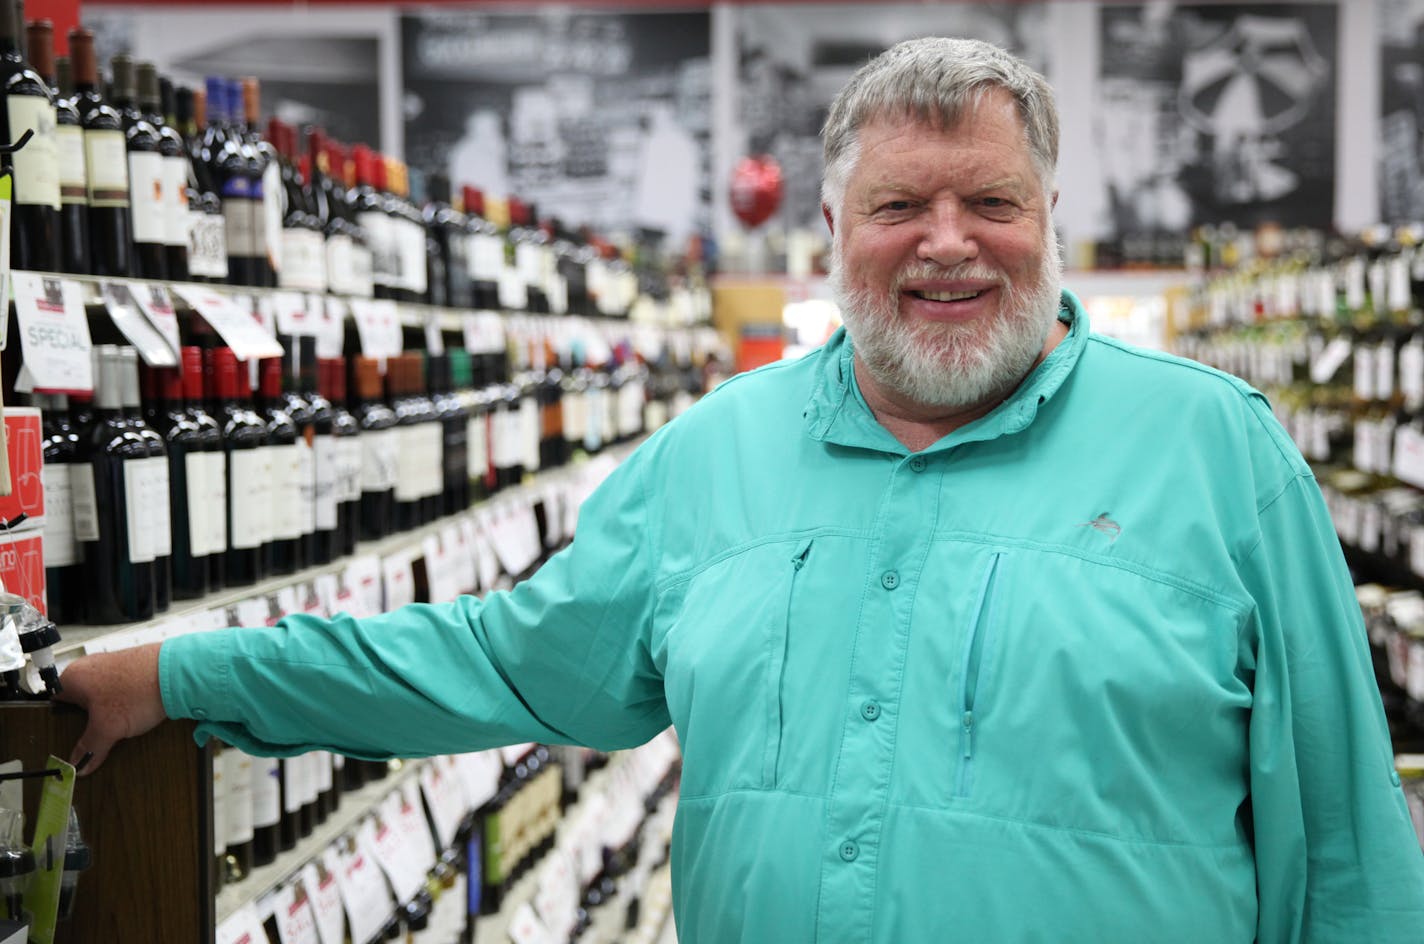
[729,154,784,229]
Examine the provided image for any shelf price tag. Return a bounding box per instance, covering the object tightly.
[419,756,467,850]
[101,281,176,366]
[421,533,460,605]
[300,860,346,944]
[350,298,402,359]
[272,291,315,337]
[470,513,501,592]
[361,805,424,904]
[215,902,268,944]
[12,272,92,394]
[443,522,476,596]
[534,850,580,940]
[271,881,321,944]
[318,296,346,359]
[129,282,182,361]
[381,551,416,611]
[341,554,384,619]
[395,778,438,873]
[507,901,555,944]
[172,284,283,360]
[452,750,502,811]
[331,839,394,944]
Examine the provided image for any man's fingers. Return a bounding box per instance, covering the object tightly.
[55,644,167,776]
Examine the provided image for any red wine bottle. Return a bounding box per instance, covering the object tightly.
[354,356,396,540]
[210,347,268,587]
[73,345,155,623]
[323,356,361,558]
[205,76,257,286]
[239,77,277,287]
[3,0,58,272]
[36,392,82,625]
[301,338,339,565]
[118,346,172,612]
[277,336,318,568]
[250,753,281,867]
[181,345,226,593]
[258,355,301,576]
[68,28,130,278]
[140,66,188,281]
[351,145,395,300]
[109,55,165,279]
[175,84,226,284]
[29,22,86,275]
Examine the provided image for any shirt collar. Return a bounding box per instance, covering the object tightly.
[803,289,1090,455]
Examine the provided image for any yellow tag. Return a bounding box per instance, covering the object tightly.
[22,756,76,944]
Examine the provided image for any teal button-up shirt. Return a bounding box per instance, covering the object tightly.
[164,292,1424,941]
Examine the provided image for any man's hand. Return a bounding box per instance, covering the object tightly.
[53,643,168,775]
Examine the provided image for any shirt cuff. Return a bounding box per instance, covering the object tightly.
[159,627,237,723]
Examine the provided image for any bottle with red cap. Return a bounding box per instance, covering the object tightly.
[180,345,227,593]
[258,355,302,575]
[334,141,374,298]
[353,355,397,540]
[154,356,209,599]
[351,144,395,300]
[209,347,269,586]
[462,185,503,311]
[322,356,362,557]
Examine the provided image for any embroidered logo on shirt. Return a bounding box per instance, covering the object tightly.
[1078,512,1121,543]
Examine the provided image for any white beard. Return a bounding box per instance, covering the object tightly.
[828,226,1064,411]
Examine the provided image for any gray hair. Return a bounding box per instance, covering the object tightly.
[820,37,1059,218]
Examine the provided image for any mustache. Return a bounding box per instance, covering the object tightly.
[890,262,1004,293]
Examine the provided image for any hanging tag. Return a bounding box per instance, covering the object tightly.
[216,903,268,944]
[129,282,182,361]
[423,310,445,355]
[271,881,321,944]
[420,756,468,851]
[272,291,314,337]
[172,284,283,360]
[394,778,438,873]
[507,901,555,944]
[342,555,384,619]
[1309,336,1352,385]
[421,534,460,605]
[331,839,394,944]
[319,296,349,359]
[350,298,402,359]
[444,521,476,595]
[100,281,175,367]
[473,512,503,590]
[300,860,346,944]
[361,808,424,904]
[452,750,502,811]
[12,272,93,394]
[381,551,416,611]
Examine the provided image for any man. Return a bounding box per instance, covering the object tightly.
[60,38,1424,941]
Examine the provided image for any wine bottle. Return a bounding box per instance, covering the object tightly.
[205,76,258,286]
[29,23,85,275]
[118,346,172,612]
[251,753,281,867]
[449,350,487,505]
[302,338,338,565]
[271,119,324,293]
[390,355,420,533]
[223,747,255,882]
[408,354,444,524]
[258,355,301,575]
[68,28,129,278]
[209,347,268,586]
[2,0,57,272]
[323,356,361,557]
[175,84,226,283]
[211,741,229,892]
[74,346,155,623]
[462,187,501,311]
[155,362,208,600]
[279,336,319,567]
[424,172,471,309]
[430,353,470,516]
[239,77,277,287]
[389,160,426,304]
[335,142,374,298]
[108,55,165,279]
[353,356,397,540]
[351,145,395,300]
[143,68,188,281]
[36,392,82,625]
[307,128,348,296]
[181,345,226,592]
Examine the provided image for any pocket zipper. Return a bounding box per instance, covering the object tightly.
[764,538,812,787]
[955,551,1002,798]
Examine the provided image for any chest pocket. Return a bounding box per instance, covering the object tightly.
[660,536,832,798]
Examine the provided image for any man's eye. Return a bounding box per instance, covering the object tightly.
[879,201,913,212]
[981,197,1009,208]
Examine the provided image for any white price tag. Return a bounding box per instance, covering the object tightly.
[424,310,445,355]
[342,555,384,619]
[130,281,182,361]
[444,522,476,595]
[1309,336,1352,385]
[421,534,460,605]
[12,272,93,393]
[234,596,273,629]
[272,291,315,337]
[215,902,268,944]
[453,750,502,811]
[331,840,394,944]
[534,851,580,940]
[396,778,439,872]
[381,552,416,611]
[173,284,284,360]
[272,881,322,944]
[313,573,342,618]
[362,807,425,904]
[487,503,540,578]
[472,513,502,591]
[500,743,535,766]
[320,296,349,359]
[300,859,347,944]
[1394,425,1424,490]
[350,298,403,359]
[101,281,176,366]
[420,757,468,850]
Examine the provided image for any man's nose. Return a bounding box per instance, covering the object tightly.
[917,202,978,267]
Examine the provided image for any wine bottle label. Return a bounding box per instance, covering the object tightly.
[282,757,303,814]
[222,182,257,256]
[228,447,269,550]
[314,751,333,794]
[357,211,395,288]
[252,755,281,829]
[279,228,326,292]
[189,209,228,278]
[162,155,189,248]
[205,451,229,554]
[123,456,165,563]
[498,267,528,311]
[262,164,282,273]
[401,219,427,296]
[467,415,488,482]
[301,752,319,805]
[470,233,505,284]
[71,464,100,541]
[226,750,256,845]
[148,455,173,558]
[273,442,303,541]
[516,243,543,289]
[522,397,540,473]
[428,424,446,497]
[56,125,87,204]
[8,95,60,208]
[314,435,338,531]
[351,243,375,298]
[40,463,78,567]
[185,451,210,558]
[361,427,397,492]
[126,151,166,243]
[84,128,129,207]
[395,426,424,502]
[212,750,231,855]
[562,391,585,442]
[295,438,316,536]
[326,233,353,297]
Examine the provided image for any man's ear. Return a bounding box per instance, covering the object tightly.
[822,203,835,236]
[1051,190,1059,210]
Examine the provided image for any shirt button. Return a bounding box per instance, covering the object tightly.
[1391,771,1403,787]
[881,571,899,590]
[193,708,209,720]
[839,839,859,862]
[909,456,927,473]
[861,700,880,722]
